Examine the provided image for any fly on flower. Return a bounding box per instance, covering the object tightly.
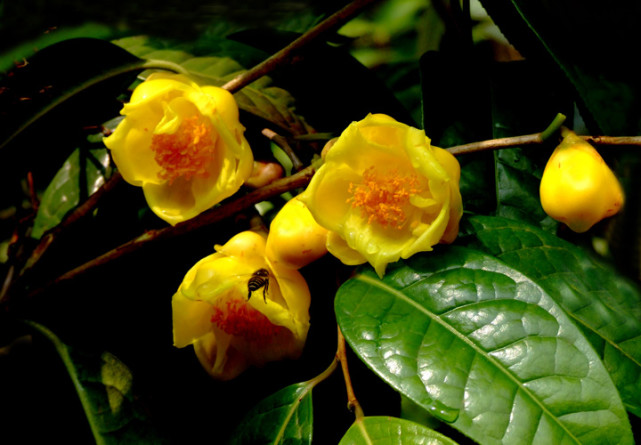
[171,231,311,380]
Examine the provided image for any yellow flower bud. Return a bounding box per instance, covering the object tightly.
[103,72,253,225]
[299,113,463,277]
[171,231,310,380]
[265,195,329,270]
[540,130,624,233]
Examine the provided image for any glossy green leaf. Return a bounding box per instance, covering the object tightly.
[478,1,641,135]
[31,147,111,239]
[227,382,313,445]
[339,416,459,445]
[461,214,641,417]
[336,246,633,444]
[113,36,314,136]
[27,321,165,444]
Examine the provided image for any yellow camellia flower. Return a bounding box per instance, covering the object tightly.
[299,114,463,277]
[172,231,310,380]
[104,72,253,225]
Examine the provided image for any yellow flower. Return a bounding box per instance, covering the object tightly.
[299,114,463,277]
[265,194,329,270]
[103,72,253,225]
[171,231,310,380]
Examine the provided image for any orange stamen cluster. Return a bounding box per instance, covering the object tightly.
[348,166,422,228]
[210,299,286,346]
[150,115,217,183]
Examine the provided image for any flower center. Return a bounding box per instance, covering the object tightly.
[348,166,421,228]
[150,115,216,183]
[210,299,286,346]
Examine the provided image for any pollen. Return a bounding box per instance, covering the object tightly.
[348,166,422,228]
[210,299,286,346]
[150,115,217,183]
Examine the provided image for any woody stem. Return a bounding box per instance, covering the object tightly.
[221,0,381,93]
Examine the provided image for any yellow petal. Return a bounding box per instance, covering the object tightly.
[172,290,215,348]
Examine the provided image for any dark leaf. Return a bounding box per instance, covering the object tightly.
[26,321,166,444]
[228,28,417,131]
[490,60,572,230]
[0,38,144,170]
[478,0,641,135]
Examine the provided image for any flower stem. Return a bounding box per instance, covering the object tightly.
[539,113,567,141]
[337,327,365,419]
[222,0,381,93]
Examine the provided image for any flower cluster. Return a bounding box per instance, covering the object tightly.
[109,73,465,378]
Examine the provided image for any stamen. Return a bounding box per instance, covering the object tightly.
[347,166,422,228]
[210,299,286,346]
[150,115,217,183]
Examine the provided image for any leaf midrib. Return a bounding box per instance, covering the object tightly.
[354,272,581,444]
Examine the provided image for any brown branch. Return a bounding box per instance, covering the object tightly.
[19,172,123,277]
[447,133,641,156]
[337,327,365,419]
[22,165,316,299]
[222,0,381,94]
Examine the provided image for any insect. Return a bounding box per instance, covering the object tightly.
[247,268,271,302]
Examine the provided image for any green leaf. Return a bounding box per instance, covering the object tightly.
[113,36,314,137]
[27,321,165,444]
[227,382,313,445]
[335,247,633,444]
[338,416,459,445]
[31,147,111,239]
[460,214,641,417]
[478,1,641,135]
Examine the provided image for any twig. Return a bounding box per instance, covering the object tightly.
[337,327,365,419]
[19,172,123,277]
[447,133,641,156]
[262,128,304,172]
[21,165,316,300]
[447,133,544,155]
[221,0,381,94]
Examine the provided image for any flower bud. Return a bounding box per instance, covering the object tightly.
[540,130,624,233]
[265,195,329,269]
